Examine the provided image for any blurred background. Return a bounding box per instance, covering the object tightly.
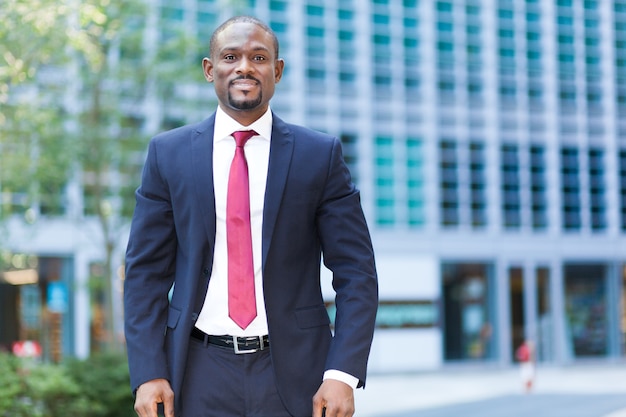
[1,0,626,392]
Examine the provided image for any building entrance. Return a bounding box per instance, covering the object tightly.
[564,264,608,357]
[442,262,495,361]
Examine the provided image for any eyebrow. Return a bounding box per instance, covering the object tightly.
[220,45,272,55]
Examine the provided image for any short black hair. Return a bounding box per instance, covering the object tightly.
[209,16,280,60]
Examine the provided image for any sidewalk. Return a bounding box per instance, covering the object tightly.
[354,363,626,417]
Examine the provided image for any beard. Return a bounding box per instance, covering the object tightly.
[228,91,263,110]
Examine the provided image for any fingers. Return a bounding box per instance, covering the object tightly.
[163,390,175,417]
[312,380,355,417]
[134,379,175,417]
[312,394,325,417]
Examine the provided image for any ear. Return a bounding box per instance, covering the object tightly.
[202,57,214,82]
[274,58,285,83]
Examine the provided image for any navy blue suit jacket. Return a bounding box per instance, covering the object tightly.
[124,113,378,416]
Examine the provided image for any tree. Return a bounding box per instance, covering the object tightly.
[0,0,208,353]
[0,0,74,219]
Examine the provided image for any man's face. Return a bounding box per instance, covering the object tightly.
[203,21,284,124]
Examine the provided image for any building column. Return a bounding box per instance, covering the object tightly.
[550,260,570,364]
[496,258,511,365]
[607,262,622,358]
[523,261,538,349]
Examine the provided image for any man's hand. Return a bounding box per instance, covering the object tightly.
[312,379,355,417]
[134,378,175,417]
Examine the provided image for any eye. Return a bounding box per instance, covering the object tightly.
[224,54,236,61]
[253,55,267,61]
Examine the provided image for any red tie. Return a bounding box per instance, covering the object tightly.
[227,130,258,329]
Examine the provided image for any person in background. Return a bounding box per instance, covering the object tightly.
[123,15,379,417]
[515,339,536,393]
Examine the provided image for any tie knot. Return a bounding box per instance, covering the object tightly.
[232,130,257,148]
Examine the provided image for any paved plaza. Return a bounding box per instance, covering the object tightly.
[355,363,626,417]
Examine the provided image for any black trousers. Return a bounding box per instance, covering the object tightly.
[179,337,294,417]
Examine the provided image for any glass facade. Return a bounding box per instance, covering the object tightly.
[90,0,626,367]
[564,264,608,357]
[442,263,495,361]
[5,0,626,367]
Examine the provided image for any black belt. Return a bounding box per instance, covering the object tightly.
[191,327,269,354]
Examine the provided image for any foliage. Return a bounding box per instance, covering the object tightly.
[0,0,74,218]
[1,0,202,351]
[64,352,135,417]
[0,352,134,417]
[0,352,30,417]
[0,0,69,87]
[26,362,93,417]
[1,0,202,220]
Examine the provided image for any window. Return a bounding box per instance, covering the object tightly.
[438,21,453,32]
[338,9,353,20]
[306,5,324,16]
[561,147,581,230]
[307,26,324,38]
[437,1,453,12]
[498,9,514,20]
[501,144,521,229]
[307,68,325,80]
[404,17,419,29]
[619,150,626,230]
[373,34,391,45]
[340,134,359,184]
[160,7,183,21]
[373,14,390,25]
[270,21,287,34]
[439,140,459,226]
[470,142,487,228]
[589,149,606,231]
[407,138,425,226]
[375,136,395,225]
[269,0,287,11]
[466,5,480,15]
[338,30,353,41]
[530,145,548,229]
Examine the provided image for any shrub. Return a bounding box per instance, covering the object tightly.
[65,352,135,417]
[0,352,134,417]
[0,352,34,417]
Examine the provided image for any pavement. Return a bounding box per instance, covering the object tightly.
[354,363,626,417]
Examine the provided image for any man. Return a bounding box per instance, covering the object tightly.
[124,15,378,417]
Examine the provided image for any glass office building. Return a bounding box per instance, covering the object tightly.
[243,0,626,371]
[2,0,626,371]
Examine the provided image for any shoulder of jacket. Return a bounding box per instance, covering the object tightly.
[151,119,210,143]
[283,122,336,144]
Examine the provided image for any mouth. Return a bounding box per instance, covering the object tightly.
[231,77,259,89]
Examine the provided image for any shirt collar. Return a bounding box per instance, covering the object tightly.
[214,106,273,143]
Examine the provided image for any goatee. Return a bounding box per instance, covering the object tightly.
[229,92,263,110]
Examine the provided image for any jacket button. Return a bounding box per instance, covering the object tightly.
[202,268,210,276]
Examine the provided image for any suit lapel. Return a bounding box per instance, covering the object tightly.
[262,115,294,267]
[191,115,217,248]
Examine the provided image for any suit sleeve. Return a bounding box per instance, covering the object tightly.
[124,138,177,393]
[316,138,378,388]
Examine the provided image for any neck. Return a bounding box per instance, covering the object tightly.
[220,104,269,127]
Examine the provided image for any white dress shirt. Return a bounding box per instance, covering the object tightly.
[196,106,271,337]
[195,106,359,389]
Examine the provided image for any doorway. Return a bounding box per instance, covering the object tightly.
[442,262,495,361]
[509,267,525,361]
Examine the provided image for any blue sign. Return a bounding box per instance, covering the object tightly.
[47,282,68,313]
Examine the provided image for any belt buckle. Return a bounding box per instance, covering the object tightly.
[233,336,258,354]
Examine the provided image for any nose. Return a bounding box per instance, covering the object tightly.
[236,57,254,74]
